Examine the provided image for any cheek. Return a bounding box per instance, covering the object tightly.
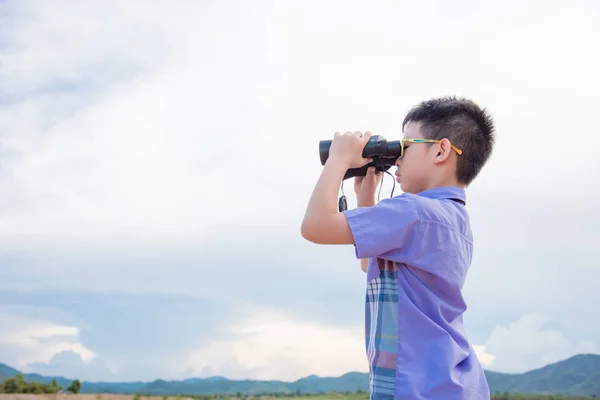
[398,155,414,172]
[400,158,425,180]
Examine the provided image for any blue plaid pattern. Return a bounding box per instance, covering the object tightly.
[365,258,399,400]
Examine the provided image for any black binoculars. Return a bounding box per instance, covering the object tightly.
[318,135,401,180]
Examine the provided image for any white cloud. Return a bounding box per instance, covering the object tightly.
[1,0,597,247]
[187,306,367,381]
[0,310,95,370]
[481,313,597,373]
[473,344,496,367]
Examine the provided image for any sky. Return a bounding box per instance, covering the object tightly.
[0,0,599,383]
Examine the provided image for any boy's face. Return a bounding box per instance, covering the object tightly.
[395,121,435,194]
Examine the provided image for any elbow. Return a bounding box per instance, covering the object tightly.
[360,259,368,273]
[301,218,320,243]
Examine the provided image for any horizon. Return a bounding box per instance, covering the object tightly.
[1,0,599,383]
[2,353,598,383]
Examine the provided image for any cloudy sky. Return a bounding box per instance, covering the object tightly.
[1,0,599,383]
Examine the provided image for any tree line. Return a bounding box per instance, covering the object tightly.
[0,374,81,394]
[0,376,595,400]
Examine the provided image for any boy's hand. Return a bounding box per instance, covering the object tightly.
[354,166,382,207]
[328,131,373,169]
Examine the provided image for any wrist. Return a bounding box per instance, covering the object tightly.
[357,195,376,207]
[325,154,351,169]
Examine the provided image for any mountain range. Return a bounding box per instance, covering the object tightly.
[2,354,600,397]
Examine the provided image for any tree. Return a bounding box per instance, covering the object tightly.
[47,379,62,394]
[2,374,26,393]
[67,379,81,394]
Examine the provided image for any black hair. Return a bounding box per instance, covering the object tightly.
[402,96,495,185]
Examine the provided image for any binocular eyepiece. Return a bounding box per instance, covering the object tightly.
[319,135,401,180]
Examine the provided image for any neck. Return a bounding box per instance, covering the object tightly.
[424,172,465,191]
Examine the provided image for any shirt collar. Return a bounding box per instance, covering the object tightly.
[416,186,467,205]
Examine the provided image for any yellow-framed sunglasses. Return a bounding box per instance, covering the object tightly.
[400,138,463,158]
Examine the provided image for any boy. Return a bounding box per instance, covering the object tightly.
[301,96,495,399]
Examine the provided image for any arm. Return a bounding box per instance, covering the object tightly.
[301,132,415,263]
[301,131,373,245]
[360,258,368,272]
[355,168,380,272]
[301,156,355,244]
[356,195,376,272]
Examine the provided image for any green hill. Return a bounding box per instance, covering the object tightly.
[485,354,600,396]
[1,354,599,396]
[0,364,20,380]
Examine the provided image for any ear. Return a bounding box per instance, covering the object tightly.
[433,138,452,164]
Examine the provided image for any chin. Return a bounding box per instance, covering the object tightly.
[399,182,416,194]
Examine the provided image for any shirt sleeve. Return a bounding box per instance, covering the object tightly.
[343,194,419,261]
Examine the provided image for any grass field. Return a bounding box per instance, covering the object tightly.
[0,393,596,400]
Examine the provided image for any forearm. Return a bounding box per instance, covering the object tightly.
[300,157,356,244]
[357,195,375,272]
[301,131,373,245]
[302,157,347,225]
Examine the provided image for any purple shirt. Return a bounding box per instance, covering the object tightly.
[344,186,490,400]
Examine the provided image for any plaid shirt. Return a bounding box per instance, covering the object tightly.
[365,258,400,399]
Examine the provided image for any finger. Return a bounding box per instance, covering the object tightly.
[354,131,362,138]
[345,131,353,136]
[362,131,372,142]
[334,132,341,137]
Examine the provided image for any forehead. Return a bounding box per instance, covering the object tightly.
[402,121,424,139]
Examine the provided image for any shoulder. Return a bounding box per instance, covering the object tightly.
[345,193,421,226]
[411,195,472,243]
